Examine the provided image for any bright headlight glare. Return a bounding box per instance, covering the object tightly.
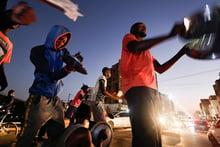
[159,117,166,125]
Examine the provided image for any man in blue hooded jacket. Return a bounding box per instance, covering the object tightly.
[14,25,79,147]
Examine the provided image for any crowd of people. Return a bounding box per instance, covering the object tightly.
[0,0,190,147]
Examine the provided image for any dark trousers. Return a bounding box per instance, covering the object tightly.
[15,94,65,147]
[125,86,162,147]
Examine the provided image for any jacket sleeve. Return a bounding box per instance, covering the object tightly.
[30,46,70,81]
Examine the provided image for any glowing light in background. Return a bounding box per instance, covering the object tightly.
[183,17,190,32]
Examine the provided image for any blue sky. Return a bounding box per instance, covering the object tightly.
[3,0,220,114]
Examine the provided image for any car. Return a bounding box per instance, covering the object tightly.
[207,120,220,146]
[106,111,131,128]
[194,120,210,132]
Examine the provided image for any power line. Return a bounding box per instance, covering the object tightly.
[158,68,220,82]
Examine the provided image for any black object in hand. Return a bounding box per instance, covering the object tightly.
[62,54,87,75]
[74,52,83,62]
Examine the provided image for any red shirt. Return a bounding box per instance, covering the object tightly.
[70,90,84,108]
[0,31,13,65]
[120,33,157,95]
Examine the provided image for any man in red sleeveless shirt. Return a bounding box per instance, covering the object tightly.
[67,84,90,124]
[120,22,188,147]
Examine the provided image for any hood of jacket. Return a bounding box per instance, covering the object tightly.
[44,25,71,51]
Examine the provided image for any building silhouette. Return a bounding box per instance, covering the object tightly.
[199,73,220,121]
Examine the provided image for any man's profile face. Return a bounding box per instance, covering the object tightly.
[105,69,111,79]
[135,23,146,38]
[56,35,68,50]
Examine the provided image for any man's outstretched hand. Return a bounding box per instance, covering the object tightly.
[11,1,36,25]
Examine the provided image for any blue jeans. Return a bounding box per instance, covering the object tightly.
[125,86,162,147]
[15,94,65,147]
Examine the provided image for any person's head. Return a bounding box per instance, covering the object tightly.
[8,89,15,96]
[130,22,147,39]
[56,35,68,49]
[44,25,71,51]
[102,67,111,79]
[81,84,90,93]
[75,104,91,128]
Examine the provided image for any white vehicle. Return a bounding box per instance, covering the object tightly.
[207,119,220,146]
[106,111,131,128]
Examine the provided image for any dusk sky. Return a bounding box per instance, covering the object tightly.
[2,0,220,114]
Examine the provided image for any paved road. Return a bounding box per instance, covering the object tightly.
[111,128,213,147]
[0,127,214,147]
[110,128,132,147]
[0,134,16,147]
[1,128,131,147]
[111,128,181,147]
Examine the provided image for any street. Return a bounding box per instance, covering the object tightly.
[0,127,214,147]
[111,128,213,147]
[177,130,213,147]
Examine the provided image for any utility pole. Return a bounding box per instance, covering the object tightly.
[67,93,71,102]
